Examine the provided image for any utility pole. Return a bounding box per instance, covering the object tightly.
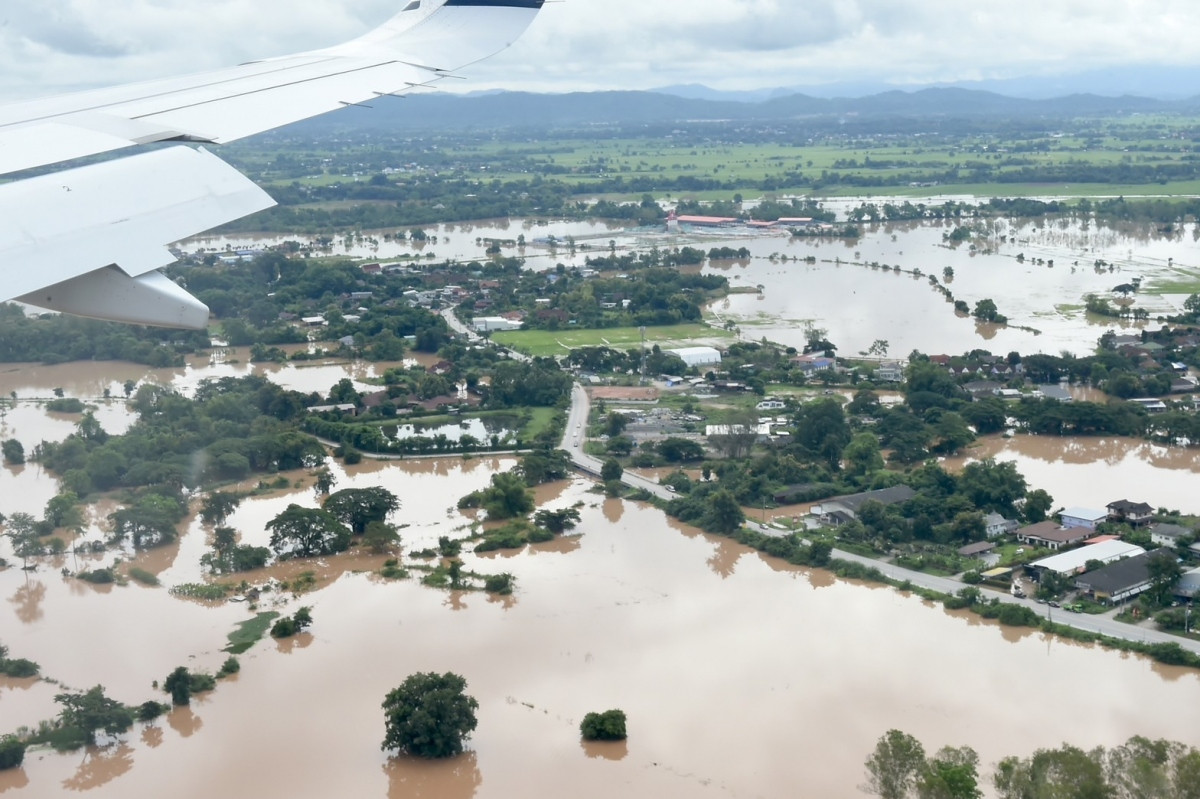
[639,325,647,386]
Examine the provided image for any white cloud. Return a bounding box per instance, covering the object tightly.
[4,0,1200,99]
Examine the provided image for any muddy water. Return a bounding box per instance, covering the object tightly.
[0,347,434,402]
[4,478,1200,798]
[183,218,635,272]
[944,434,1200,514]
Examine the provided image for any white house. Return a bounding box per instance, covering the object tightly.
[984,513,1018,539]
[1059,507,1108,530]
[756,400,786,411]
[875,362,905,382]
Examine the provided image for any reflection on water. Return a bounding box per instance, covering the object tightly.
[580,739,628,761]
[62,745,134,793]
[166,707,202,739]
[9,581,45,626]
[385,752,482,799]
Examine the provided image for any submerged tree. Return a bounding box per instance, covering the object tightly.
[382,672,479,759]
[267,505,351,559]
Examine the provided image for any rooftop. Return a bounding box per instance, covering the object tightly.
[827,485,917,513]
[1076,549,1174,596]
[1060,507,1108,521]
[1031,540,1146,576]
[1017,521,1088,544]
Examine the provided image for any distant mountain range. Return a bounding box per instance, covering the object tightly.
[292,86,1200,134]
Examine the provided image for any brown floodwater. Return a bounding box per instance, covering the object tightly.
[4,477,1200,798]
[944,434,1200,515]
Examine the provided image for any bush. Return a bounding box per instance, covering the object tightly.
[484,573,515,595]
[217,657,240,677]
[0,737,26,770]
[77,568,116,584]
[0,658,39,678]
[128,567,160,586]
[170,583,232,600]
[137,701,169,722]
[271,617,299,638]
[580,709,627,741]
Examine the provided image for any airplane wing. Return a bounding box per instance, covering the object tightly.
[0,0,546,328]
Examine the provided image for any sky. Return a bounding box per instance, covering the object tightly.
[5,0,1200,100]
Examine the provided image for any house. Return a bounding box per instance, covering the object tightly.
[756,400,786,411]
[958,541,997,558]
[792,354,835,374]
[1029,540,1146,577]
[1037,384,1073,403]
[1059,507,1108,530]
[307,403,358,416]
[1176,567,1200,599]
[773,484,823,504]
[814,486,916,524]
[1150,523,1194,548]
[963,380,1003,397]
[1075,549,1173,604]
[1016,521,1090,551]
[1129,398,1168,413]
[984,513,1018,538]
[875,362,905,382]
[1106,500,1154,527]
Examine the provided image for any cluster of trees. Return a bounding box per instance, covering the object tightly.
[516,266,727,330]
[0,643,39,679]
[0,303,205,366]
[35,376,326,498]
[267,486,401,560]
[864,729,1200,799]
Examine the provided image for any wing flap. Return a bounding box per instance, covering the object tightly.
[0,147,274,300]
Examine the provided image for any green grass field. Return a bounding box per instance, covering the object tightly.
[492,323,734,357]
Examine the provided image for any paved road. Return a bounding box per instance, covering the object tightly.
[441,307,529,362]
[438,307,1200,658]
[558,381,1200,656]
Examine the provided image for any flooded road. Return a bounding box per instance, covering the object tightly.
[943,434,1200,515]
[4,479,1200,798]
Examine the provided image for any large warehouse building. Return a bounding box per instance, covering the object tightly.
[668,346,723,367]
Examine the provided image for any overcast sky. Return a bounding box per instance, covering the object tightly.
[4,0,1200,100]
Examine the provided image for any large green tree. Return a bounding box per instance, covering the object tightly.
[705,490,745,535]
[864,730,927,799]
[267,505,352,558]
[54,686,135,745]
[323,487,401,535]
[382,672,479,759]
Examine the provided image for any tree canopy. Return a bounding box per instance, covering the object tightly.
[382,672,479,759]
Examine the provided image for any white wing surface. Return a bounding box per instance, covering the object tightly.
[0,0,546,327]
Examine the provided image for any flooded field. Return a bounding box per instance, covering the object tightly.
[943,434,1200,515]
[185,213,1200,357]
[183,218,635,272]
[3,478,1200,798]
